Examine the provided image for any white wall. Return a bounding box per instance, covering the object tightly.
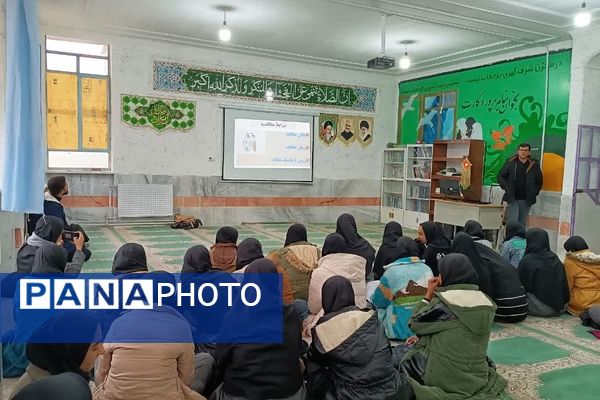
[581,62,600,126]
[0,0,6,191]
[41,26,397,181]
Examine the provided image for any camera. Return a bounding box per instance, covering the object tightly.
[62,231,80,241]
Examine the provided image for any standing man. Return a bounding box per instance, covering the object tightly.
[497,143,543,226]
[44,176,92,262]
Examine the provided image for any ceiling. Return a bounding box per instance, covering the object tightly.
[38,0,595,75]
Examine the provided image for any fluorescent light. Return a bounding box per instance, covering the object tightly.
[219,11,231,42]
[219,25,231,41]
[399,53,411,70]
[575,2,592,28]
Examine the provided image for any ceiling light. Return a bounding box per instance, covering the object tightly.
[219,11,231,41]
[575,2,592,28]
[265,89,274,101]
[399,42,411,70]
[399,52,411,70]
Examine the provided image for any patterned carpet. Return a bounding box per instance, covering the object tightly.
[2,223,599,399]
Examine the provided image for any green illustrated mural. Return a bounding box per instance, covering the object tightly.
[121,94,196,132]
[398,50,571,191]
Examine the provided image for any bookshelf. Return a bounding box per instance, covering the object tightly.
[404,144,433,229]
[429,139,485,216]
[381,148,406,223]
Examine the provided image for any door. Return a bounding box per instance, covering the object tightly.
[572,125,600,251]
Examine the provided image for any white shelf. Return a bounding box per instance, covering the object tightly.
[383,191,404,195]
[383,177,404,181]
[385,162,405,164]
[411,156,432,159]
[406,197,430,201]
[406,178,431,182]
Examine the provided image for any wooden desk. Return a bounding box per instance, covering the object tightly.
[433,199,504,230]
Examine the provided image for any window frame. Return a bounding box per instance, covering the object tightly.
[417,90,457,143]
[44,36,112,172]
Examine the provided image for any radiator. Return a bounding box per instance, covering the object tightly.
[117,184,173,218]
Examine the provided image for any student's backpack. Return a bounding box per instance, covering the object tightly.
[170,214,202,230]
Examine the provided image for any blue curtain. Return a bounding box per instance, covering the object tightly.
[1,0,44,213]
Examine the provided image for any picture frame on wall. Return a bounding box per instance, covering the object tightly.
[356,116,374,147]
[318,114,338,146]
[337,115,357,146]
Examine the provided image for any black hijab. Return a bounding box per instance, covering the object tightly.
[518,228,569,311]
[420,222,451,276]
[450,233,493,297]
[34,216,64,242]
[438,253,479,286]
[564,236,589,252]
[236,238,264,270]
[32,244,68,273]
[321,275,356,315]
[504,221,526,242]
[12,373,92,400]
[463,220,485,239]
[216,226,238,244]
[336,214,376,277]
[112,243,148,274]
[393,236,421,259]
[322,233,347,256]
[284,223,308,246]
[26,312,100,380]
[373,222,403,279]
[181,245,212,273]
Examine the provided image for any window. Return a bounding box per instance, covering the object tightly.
[45,37,110,170]
[417,91,456,144]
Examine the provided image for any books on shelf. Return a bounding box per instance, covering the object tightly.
[412,146,433,158]
[408,185,430,198]
[383,194,403,209]
[385,151,405,163]
[407,198,429,213]
[411,160,431,179]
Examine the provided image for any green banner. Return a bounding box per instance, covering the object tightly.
[153,61,377,112]
[398,50,571,191]
[121,94,195,131]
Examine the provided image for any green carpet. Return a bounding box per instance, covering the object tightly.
[78,223,600,399]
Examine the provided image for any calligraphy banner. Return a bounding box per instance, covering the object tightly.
[121,94,196,132]
[398,50,571,191]
[153,61,377,112]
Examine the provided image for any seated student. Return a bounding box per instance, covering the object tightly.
[10,312,104,400]
[111,243,149,275]
[518,228,570,317]
[306,233,367,318]
[371,237,433,340]
[463,220,493,248]
[3,244,72,378]
[307,276,404,400]
[236,238,294,303]
[94,283,208,400]
[42,176,92,262]
[211,259,305,400]
[563,236,600,316]
[336,214,376,280]
[17,216,85,274]
[210,227,238,272]
[267,223,321,300]
[373,221,403,280]
[13,373,92,400]
[500,221,527,268]
[400,254,507,399]
[580,304,600,329]
[181,245,228,354]
[418,222,451,276]
[452,233,528,323]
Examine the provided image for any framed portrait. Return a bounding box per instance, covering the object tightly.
[318,114,338,146]
[337,115,357,146]
[356,117,374,147]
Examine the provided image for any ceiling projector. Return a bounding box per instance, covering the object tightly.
[367,56,395,70]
